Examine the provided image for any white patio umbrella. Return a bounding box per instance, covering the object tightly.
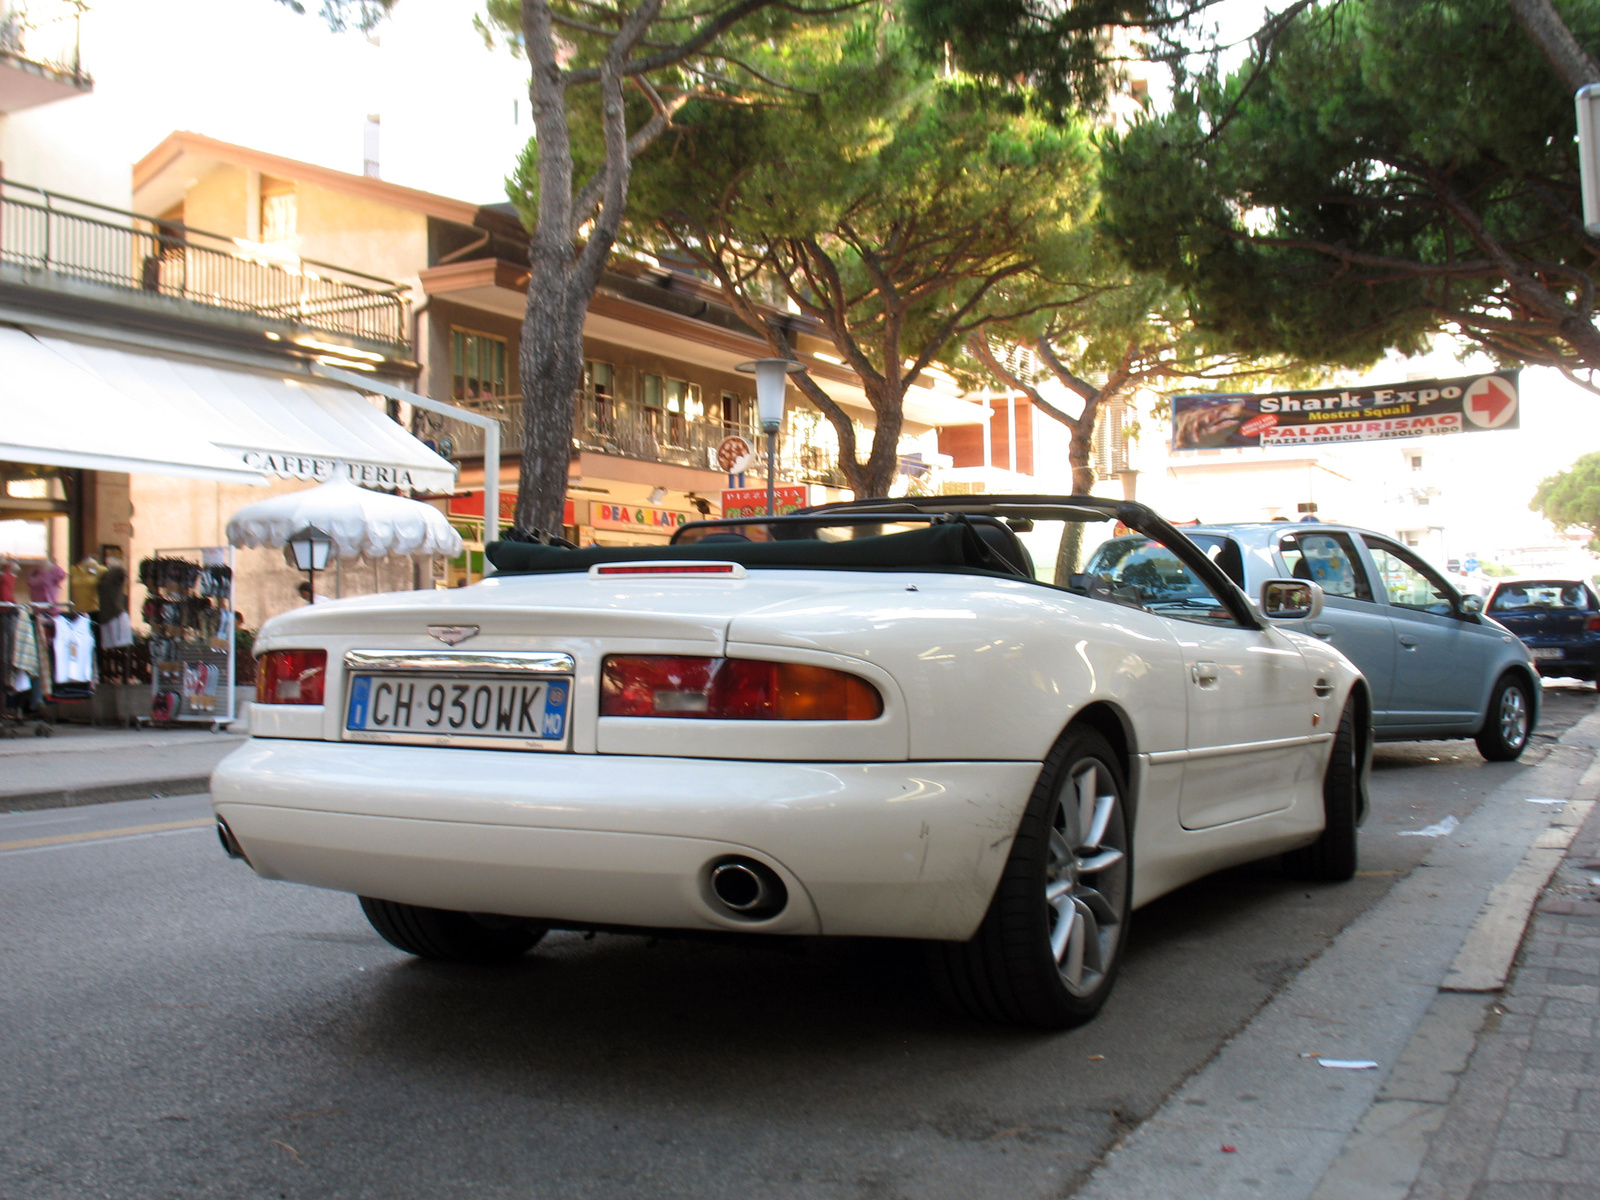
[225,477,463,561]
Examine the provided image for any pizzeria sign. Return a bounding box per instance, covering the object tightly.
[1170,370,1520,451]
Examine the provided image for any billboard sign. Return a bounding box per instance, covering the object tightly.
[1171,370,1520,451]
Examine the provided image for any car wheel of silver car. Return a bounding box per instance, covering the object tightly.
[360,896,549,965]
[928,726,1131,1029]
[1283,697,1360,882]
[1475,674,1532,762]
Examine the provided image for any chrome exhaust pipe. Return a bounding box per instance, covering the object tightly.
[709,857,787,918]
[216,817,249,864]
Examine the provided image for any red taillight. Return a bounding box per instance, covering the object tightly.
[600,655,882,720]
[256,650,327,705]
[1586,615,1600,632]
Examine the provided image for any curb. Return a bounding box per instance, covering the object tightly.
[1075,709,1600,1200]
[1,777,216,812]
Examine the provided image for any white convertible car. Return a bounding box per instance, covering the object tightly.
[212,496,1370,1028]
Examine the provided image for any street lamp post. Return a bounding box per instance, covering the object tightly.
[288,525,333,602]
[736,358,806,516]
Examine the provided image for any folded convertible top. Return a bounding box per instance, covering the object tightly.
[486,521,993,574]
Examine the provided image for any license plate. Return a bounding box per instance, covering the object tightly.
[1531,648,1564,660]
[345,673,571,749]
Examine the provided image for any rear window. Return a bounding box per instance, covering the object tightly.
[1490,582,1593,612]
[1187,534,1245,587]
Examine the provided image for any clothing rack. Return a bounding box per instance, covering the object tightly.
[1,599,95,738]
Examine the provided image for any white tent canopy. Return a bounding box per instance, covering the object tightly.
[226,477,463,561]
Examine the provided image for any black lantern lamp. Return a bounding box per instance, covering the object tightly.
[288,525,333,602]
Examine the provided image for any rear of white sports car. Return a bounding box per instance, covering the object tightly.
[214,563,1045,946]
[213,503,1364,1028]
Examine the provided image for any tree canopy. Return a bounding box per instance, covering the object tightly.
[1532,452,1600,551]
[608,10,1099,497]
[1098,0,1600,392]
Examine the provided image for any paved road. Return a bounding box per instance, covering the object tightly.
[1,685,1593,1200]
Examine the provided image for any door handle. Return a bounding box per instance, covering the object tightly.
[1191,661,1219,686]
[1310,623,1335,639]
[1398,634,1419,648]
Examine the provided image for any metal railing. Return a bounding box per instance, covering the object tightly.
[436,389,775,474]
[0,0,87,84]
[0,180,412,354]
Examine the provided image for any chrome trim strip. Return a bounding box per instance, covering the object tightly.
[344,650,576,674]
[1146,733,1331,766]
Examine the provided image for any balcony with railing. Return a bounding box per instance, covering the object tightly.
[428,388,847,486]
[0,180,412,358]
[0,1,91,110]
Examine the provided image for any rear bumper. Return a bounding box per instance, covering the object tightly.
[211,739,1040,941]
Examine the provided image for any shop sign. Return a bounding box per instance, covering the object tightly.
[1170,370,1520,450]
[715,435,754,474]
[240,451,421,490]
[447,493,575,528]
[590,501,692,532]
[448,491,517,521]
[722,485,809,518]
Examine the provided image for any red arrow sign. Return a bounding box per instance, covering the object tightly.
[1469,379,1515,423]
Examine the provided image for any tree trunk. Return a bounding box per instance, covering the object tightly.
[1052,430,1098,582]
[515,263,586,537]
[1505,0,1600,91]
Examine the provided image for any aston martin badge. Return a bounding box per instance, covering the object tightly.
[427,625,480,646]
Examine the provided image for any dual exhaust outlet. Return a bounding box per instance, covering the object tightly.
[708,856,787,920]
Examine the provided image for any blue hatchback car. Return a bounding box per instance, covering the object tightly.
[1137,523,1540,761]
[1485,578,1600,688]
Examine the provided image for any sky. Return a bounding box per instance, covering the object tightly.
[7,0,531,206]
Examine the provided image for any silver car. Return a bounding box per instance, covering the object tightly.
[1087,522,1538,761]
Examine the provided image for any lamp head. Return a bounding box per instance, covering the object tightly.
[736,358,805,433]
[288,525,333,572]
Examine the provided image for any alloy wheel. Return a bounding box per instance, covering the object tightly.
[1499,686,1528,749]
[1045,758,1129,997]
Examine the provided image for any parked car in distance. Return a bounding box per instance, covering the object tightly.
[214,496,1369,1030]
[1486,578,1600,688]
[1167,523,1538,761]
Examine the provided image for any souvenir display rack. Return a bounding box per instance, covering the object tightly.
[140,546,236,730]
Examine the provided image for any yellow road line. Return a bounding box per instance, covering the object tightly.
[0,818,213,852]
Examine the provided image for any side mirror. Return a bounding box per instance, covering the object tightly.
[1460,594,1483,616]
[1261,578,1324,621]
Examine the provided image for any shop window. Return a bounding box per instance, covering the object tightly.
[452,329,509,402]
[260,178,297,244]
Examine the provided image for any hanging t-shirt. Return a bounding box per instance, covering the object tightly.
[52,614,94,684]
[96,565,128,617]
[70,562,104,612]
[28,562,66,605]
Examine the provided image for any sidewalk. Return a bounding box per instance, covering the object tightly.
[0,723,245,811]
[1078,709,1600,1200]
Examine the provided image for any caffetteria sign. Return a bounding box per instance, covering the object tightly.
[1171,370,1520,450]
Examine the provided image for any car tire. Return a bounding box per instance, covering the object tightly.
[359,897,548,964]
[927,726,1132,1029]
[1283,697,1360,883]
[1475,674,1533,762]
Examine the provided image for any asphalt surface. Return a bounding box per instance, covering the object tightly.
[1,684,1593,1200]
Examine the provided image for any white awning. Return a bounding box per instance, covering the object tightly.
[0,327,266,484]
[1,328,459,493]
